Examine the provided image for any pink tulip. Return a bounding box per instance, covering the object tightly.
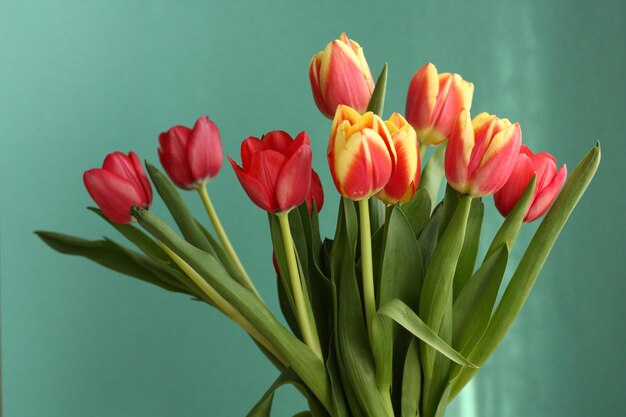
[158,115,223,189]
[229,131,313,213]
[84,152,152,224]
[494,145,567,222]
[309,33,375,119]
[445,110,522,197]
[405,63,474,145]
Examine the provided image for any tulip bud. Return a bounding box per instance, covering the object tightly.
[494,145,567,222]
[445,110,522,197]
[309,33,375,119]
[328,105,396,200]
[83,151,152,224]
[405,63,474,145]
[229,130,313,213]
[306,170,325,214]
[376,113,421,204]
[158,115,223,190]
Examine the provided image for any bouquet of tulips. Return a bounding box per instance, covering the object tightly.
[38,33,600,417]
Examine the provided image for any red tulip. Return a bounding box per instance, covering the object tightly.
[494,145,567,222]
[229,131,313,213]
[158,115,223,189]
[306,170,325,213]
[328,105,396,200]
[445,110,522,197]
[309,33,375,119]
[83,151,152,224]
[376,112,421,204]
[405,63,474,145]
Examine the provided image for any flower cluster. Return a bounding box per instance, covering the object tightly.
[39,31,601,417]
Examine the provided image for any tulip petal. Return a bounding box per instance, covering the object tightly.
[494,153,535,217]
[241,136,269,169]
[430,73,473,141]
[525,164,567,222]
[307,170,324,213]
[129,151,152,204]
[83,169,144,224]
[103,152,152,202]
[276,143,312,211]
[445,109,474,193]
[309,55,333,118]
[159,127,195,188]
[187,116,223,182]
[228,157,275,212]
[469,123,522,196]
[264,130,296,153]
[406,63,438,133]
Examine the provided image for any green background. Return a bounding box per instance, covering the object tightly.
[1,0,624,416]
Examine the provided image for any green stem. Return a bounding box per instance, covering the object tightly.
[277,212,323,360]
[156,240,286,366]
[358,198,376,336]
[197,185,261,299]
[419,142,429,162]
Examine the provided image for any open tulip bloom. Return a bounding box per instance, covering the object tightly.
[38,34,601,417]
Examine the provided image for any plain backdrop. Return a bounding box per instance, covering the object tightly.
[1,0,625,416]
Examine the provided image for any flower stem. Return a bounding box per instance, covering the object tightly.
[419,142,428,162]
[358,198,376,336]
[277,212,323,360]
[197,185,261,299]
[156,240,286,366]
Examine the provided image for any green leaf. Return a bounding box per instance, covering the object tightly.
[401,338,421,417]
[332,198,393,417]
[88,207,170,262]
[145,162,213,254]
[450,142,601,400]
[132,208,333,413]
[483,176,536,260]
[452,245,509,357]
[35,231,189,294]
[367,63,388,116]
[325,336,351,417]
[246,369,300,417]
[399,188,432,238]
[416,203,443,270]
[419,195,472,377]
[418,145,446,209]
[378,299,476,368]
[438,184,461,239]
[433,383,451,417]
[452,198,484,300]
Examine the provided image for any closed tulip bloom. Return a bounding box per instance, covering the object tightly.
[376,113,421,204]
[445,110,522,197]
[495,145,567,222]
[229,131,313,213]
[83,151,152,224]
[306,170,325,213]
[405,63,474,145]
[158,115,223,189]
[309,33,375,119]
[328,105,396,200]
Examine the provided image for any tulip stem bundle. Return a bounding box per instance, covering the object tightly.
[277,212,323,360]
[39,33,601,417]
[197,185,261,299]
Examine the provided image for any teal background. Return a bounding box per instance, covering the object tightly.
[1,0,624,416]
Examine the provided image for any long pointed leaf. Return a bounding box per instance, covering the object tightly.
[451,142,601,399]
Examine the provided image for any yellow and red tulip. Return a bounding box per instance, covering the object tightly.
[405,63,474,145]
[376,113,421,204]
[328,105,396,200]
[445,110,522,197]
[83,151,153,224]
[309,33,375,119]
[494,145,567,222]
[158,115,223,190]
[228,130,313,213]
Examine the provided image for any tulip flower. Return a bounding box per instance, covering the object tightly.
[376,113,421,204]
[405,63,474,145]
[328,105,396,200]
[494,145,567,222]
[445,110,522,197]
[309,33,375,119]
[306,170,325,213]
[158,115,223,189]
[229,130,313,213]
[83,151,152,224]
